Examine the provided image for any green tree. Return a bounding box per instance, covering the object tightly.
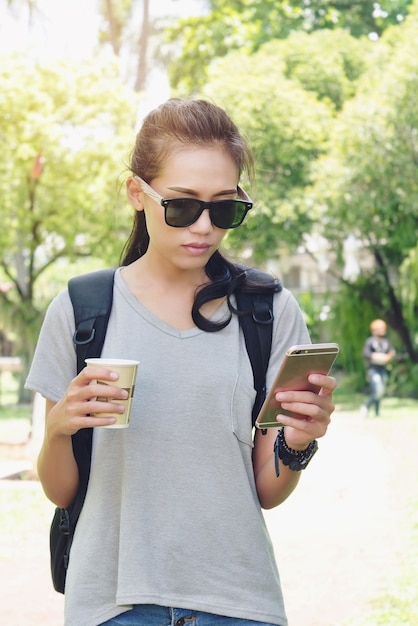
[198,12,418,369]
[269,29,371,111]
[308,9,418,362]
[0,55,138,398]
[167,0,413,93]
[200,30,367,261]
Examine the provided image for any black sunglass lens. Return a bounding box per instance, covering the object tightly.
[165,199,201,227]
[211,201,247,228]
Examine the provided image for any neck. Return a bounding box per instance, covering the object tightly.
[123,256,208,290]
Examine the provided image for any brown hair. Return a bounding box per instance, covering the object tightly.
[120,98,279,332]
[121,98,254,265]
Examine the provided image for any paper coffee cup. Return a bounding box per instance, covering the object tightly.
[85,358,139,428]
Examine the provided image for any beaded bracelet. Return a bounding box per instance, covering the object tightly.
[273,427,318,477]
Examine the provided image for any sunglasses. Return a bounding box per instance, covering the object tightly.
[134,176,253,229]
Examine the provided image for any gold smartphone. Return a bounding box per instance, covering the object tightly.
[255,343,339,429]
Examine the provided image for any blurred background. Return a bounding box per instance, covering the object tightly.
[0,1,417,624]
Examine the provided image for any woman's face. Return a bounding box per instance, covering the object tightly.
[128,146,240,275]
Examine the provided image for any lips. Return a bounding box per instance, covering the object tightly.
[182,242,212,255]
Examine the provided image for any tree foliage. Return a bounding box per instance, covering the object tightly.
[307,10,418,361]
[167,0,413,93]
[196,9,418,365]
[200,29,365,261]
[269,29,371,110]
[0,55,138,393]
[2,0,418,394]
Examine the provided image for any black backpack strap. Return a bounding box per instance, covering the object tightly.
[68,267,116,488]
[50,268,116,593]
[237,291,274,427]
[235,268,278,428]
[69,268,117,374]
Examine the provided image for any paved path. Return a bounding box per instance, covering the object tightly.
[0,481,65,624]
[0,408,414,626]
[264,410,412,625]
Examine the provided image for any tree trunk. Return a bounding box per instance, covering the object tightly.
[373,249,418,363]
[104,0,121,55]
[134,0,150,92]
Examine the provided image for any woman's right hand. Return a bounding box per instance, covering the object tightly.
[47,366,129,437]
[38,366,128,507]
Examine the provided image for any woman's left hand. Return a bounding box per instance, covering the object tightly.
[253,373,337,509]
[273,373,337,449]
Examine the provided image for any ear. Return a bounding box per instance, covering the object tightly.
[126,177,144,212]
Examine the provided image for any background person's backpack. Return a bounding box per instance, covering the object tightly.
[50,267,278,593]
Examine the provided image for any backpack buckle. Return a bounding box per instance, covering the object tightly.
[252,300,273,325]
[73,327,95,346]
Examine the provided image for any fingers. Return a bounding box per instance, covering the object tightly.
[272,374,337,444]
[274,374,336,407]
[274,389,334,418]
[277,406,329,447]
[68,368,127,409]
[310,373,337,395]
[77,365,119,387]
[49,366,129,436]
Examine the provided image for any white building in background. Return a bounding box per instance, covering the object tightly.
[267,234,374,296]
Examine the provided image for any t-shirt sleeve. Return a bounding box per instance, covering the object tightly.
[25,289,77,402]
[266,288,311,390]
[363,337,373,359]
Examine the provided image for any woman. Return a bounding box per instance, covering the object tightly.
[26,98,336,626]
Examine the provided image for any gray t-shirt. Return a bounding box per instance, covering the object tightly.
[26,268,310,626]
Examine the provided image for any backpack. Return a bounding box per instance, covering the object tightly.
[50,267,277,593]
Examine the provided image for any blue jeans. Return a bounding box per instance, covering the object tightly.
[366,368,388,416]
[99,604,278,626]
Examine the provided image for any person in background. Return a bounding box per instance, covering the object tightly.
[361,319,395,417]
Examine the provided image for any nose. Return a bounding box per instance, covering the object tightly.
[189,207,213,232]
